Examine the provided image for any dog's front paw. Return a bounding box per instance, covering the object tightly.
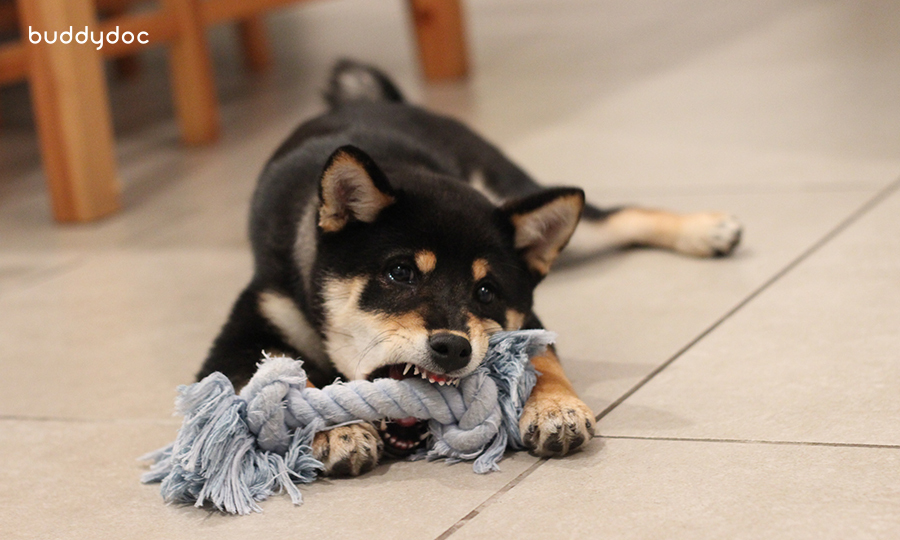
[675,212,742,257]
[312,422,384,477]
[519,394,596,457]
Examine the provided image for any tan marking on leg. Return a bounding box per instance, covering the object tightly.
[606,208,682,249]
[415,250,437,274]
[567,208,741,257]
[505,309,526,331]
[520,347,595,456]
[472,258,491,281]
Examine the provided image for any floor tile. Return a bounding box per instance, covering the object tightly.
[598,182,900,445]
[0,419,538,540]
[536,188,877,417]
[1,0,899,538]
[0,252,80,298]
[0,251,252,420]
[449,438,900,540]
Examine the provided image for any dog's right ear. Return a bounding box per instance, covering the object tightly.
[318,145,396,232]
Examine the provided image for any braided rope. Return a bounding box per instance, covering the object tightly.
[141,330,554,514]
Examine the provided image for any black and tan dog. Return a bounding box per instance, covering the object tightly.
[197,61,742,477]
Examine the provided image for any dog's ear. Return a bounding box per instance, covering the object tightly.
[318,145,395,232]
[502,188,585,276]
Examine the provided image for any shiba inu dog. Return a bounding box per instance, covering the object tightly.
[197,61,742,477]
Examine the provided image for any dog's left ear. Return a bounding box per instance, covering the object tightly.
[502,188,585,276]
[318,145,396,232]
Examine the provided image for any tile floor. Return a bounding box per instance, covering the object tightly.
[2,0,899,538]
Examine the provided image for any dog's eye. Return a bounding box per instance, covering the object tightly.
[476,283,496,304]
[387,264,416,284]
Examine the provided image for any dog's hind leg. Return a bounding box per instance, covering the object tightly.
[464,163,741,259]
[566,205,742,258]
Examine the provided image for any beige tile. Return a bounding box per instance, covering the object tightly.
[598,184,900,445]
[0,252,80,297]
[0,251,252,420]
[451,437,900,540]
[0,419,538,540]
[494,0,900,196]
[536,188,877,418]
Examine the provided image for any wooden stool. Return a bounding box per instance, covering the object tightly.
[0,0,469,223]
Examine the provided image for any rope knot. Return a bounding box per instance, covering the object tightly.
[240,355,308,453]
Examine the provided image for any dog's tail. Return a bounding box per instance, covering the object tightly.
[324,59,406,108]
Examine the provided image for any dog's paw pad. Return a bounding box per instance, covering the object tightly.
[675,213,742,257]
[312,422,383,477]
[519,395,596,457]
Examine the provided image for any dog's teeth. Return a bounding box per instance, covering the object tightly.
[403,363,412,375]
[380,419,387,431]
[413,366,420,375]
[438,380,445,386]
[419,432,429,441]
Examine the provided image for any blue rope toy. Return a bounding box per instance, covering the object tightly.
[141,330,555,514]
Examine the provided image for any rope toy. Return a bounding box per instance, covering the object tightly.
[141,330,555,514]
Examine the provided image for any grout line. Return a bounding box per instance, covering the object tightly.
[434,458,547,540]
[595,174,900,423]
[434,175,900,540]
[601,435,900,450]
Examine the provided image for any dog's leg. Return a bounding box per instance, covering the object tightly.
[467,163,740,258]
[201,284,383,476]
[197,284,302,388]
[567,206,742,258]
[519,346,595,456]
[197,283,339,388]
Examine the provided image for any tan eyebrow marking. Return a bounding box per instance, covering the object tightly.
[472,258,490,281]
[415,250,437,274]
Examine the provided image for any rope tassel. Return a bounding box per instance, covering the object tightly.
[141,330,555,514]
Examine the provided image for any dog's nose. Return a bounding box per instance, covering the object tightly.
[428,332,472,372]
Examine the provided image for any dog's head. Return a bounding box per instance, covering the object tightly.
[312,145,583,386]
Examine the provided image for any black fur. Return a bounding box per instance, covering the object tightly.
[198,62,610,388]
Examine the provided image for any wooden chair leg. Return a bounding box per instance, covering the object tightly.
[237,15,272,73]
[163,0,219,145]
[407,0,469,81]
[97,5,142,79]
[17,0,120,222]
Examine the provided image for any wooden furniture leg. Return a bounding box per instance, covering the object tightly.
[237,15,272,72]
[163,0,219,145]
[17,0,120,222]
[407,0,468,81]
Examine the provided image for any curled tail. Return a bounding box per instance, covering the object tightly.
[324,59,406,108]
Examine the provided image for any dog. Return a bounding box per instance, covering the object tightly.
[197,60,742,477]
